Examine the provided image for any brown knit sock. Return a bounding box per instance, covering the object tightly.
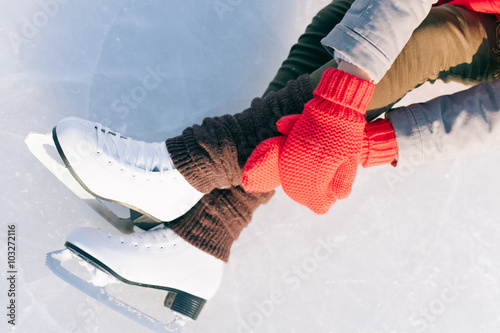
[166,74,314,193]
[169,186,274,262]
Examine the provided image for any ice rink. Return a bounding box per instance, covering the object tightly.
[1,1,500,332]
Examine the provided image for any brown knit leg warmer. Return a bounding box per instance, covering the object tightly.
[166,74,314,194]
[169,186,274,262]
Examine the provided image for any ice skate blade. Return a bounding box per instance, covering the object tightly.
[64,242,207,320]
[25,132,144,233]
[46,249,186,333]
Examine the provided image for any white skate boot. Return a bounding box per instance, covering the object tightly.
[53,117,204,222]
[64,226,225,320]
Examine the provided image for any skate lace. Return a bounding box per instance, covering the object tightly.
[114,227,179,249]
[95,124,175,176]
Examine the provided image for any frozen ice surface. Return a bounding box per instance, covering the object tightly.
[1,0,500,332]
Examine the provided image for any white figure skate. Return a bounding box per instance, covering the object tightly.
[26,117,204,232]
[46,226,225,332]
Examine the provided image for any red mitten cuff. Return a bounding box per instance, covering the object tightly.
[313,68,375,115]
[360,118,398,168]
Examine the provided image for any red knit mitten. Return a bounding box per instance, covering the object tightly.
[243,68,373,213]
[243,70,397,213]
[279,69,374,213]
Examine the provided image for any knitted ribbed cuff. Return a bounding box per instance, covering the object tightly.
[360,119,398,168]
[313,68,375,114]
[166,129,216,193]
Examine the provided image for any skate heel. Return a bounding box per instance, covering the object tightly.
[164,290,207,320]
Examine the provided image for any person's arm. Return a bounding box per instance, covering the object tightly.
[387,79,500,167]
[322,0,438,83]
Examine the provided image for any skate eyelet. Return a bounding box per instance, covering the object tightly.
[107,160,113,165]
[95,150,102,156]
[159,246,164,250]
[133,243,139,248]
[172,243,177,247]
[120,168,124,172]
[146,245,151,250]
[120,240,125,244]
